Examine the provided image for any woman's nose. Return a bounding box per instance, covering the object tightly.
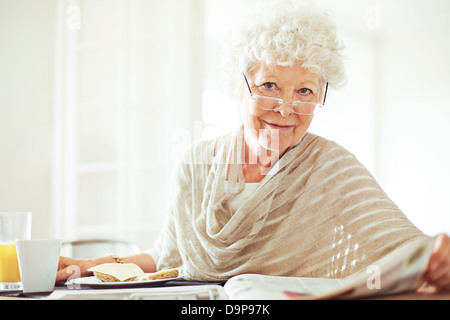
[275,103,294,117]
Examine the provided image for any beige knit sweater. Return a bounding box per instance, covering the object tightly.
[151,128,426,281]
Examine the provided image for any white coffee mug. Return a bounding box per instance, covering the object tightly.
[16,239,61,293]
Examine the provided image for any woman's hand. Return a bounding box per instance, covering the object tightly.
[421,234,450,292]
[56,256,95,285]
[55,253,157,285]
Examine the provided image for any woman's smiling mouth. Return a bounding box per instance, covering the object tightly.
[263,120,295,131]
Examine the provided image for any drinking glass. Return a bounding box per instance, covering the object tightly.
[0,212,32,290]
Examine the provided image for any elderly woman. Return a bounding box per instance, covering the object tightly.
[57,3,450,291]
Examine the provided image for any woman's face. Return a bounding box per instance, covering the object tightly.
[241,60,322,156]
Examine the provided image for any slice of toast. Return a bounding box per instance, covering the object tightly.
[141,268,179,281]
[93,271,138,282]
[88,263,145,282]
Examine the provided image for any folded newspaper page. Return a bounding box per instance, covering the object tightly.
[223,236,435,299]
[48,285,228,300]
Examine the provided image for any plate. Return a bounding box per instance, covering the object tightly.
[68,275,180,288]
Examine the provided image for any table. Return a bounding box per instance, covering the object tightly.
[0,280,222,300]
[1,282,450,300]
[369,291,450,300]
[3,288,446,320]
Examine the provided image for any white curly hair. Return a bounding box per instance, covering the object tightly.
[222,0,346,100]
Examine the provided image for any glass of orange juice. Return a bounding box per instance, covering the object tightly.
[0,212,32,290]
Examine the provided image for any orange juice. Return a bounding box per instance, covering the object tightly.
[0,243,21,282]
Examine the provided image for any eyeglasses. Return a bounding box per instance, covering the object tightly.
[243,74,328,116]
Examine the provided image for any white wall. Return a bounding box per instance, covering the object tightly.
[0,0,56,238]
[375,0,450,235]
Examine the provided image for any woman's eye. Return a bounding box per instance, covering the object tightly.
[299,88,313,95]
[261,82,277,90]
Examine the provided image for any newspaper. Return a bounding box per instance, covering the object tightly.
[224,237,435,299]
[48,237,435,300]
[48,285,228,300]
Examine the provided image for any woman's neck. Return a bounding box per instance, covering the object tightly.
[242,134,286,183]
